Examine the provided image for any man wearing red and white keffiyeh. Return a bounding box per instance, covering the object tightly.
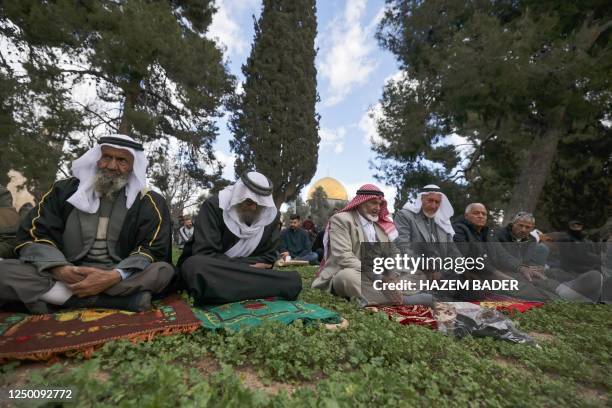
[311,184,404,303]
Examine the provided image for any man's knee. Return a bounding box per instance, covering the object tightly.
[0,260,53,303]
[108,262,175,296]
[149,261,175,279]
[299,252,319,264]
[144,262,175,290]
[0,260,41,282]
[331,268,361,298]
[180,254,213,273]
[534,243,549,260]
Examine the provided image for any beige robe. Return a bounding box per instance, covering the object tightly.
[312,210,415,302]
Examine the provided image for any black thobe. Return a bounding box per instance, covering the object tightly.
[178,196,302,305]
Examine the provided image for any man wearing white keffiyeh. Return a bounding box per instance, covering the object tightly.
[394,185,464,280]
[0,134,175,314]
[178,171,302,305]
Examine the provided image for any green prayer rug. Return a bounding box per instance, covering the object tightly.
[193,298,342,331]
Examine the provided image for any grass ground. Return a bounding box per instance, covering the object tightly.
[1,266,610,407]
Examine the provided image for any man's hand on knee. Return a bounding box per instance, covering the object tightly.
[51,265,86,284]
[68,267,121,297]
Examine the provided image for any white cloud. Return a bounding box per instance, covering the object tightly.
[359,71,412,148]
[214,149,236,180]
[207,0,259,59]
[359,103,388,147]
[319,0,382,106]
[320,126,346,153]
[384,70,406,85]
[235,80,244,95]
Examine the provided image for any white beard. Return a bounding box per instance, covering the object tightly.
[94,169,129,198]
[365,214,379,222]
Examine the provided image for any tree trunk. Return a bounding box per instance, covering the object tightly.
[503,129,561,224]
[274,183,296,209]
[118,82,139,135]
[274,189,288,209]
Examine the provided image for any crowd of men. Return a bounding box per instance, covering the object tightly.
[0,134,610,314]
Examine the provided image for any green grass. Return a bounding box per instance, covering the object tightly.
[1,266,610,407]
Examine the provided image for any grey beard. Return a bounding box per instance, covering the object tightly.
[365,214,379,223]
[238,209,262,226]
[94,169,129,198]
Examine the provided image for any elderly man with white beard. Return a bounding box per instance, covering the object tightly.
[394,185,464,281]
[0,134,174,314]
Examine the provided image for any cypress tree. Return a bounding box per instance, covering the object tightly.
[230,0,320,207]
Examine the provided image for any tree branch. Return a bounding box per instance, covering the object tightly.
[73,101,119,131]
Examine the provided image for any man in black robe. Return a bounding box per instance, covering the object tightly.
[0,186,19,260]
[179,171,302,305]
[0,134,174,313]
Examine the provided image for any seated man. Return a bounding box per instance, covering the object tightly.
[177,215,194,250]
[454,203,529,277]
[0,186,20,259]
[279,214,319,265]
[454,203,603,301]
[394,184,463,279]
[495,212,549,267]
[301,217,317,243]
[0,134,175,314]
[556,220,601,274]
[312,184,430,305]
[312,209,338,262]
[179,172,302,305]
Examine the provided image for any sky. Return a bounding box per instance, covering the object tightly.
[207,0,402,210]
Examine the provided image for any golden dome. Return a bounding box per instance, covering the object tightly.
[307,177,348,201]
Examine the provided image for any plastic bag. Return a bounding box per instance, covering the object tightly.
[435,302,536,345]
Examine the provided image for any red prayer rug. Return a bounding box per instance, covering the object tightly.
[367,305,437,329]
[473,300,544,314]
[470,294,544,314]
[0,294,200,362]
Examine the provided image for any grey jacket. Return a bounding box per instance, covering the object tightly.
[394,208,463,261]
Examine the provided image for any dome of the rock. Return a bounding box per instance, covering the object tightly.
[307,177,348,201]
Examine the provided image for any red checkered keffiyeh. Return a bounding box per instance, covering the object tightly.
[317,184,398,277]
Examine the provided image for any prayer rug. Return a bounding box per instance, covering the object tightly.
[367,305,437,329]
[472,295,544,314]
[0,294,200,362]
[474,300,544,314]
[193,298,342,331]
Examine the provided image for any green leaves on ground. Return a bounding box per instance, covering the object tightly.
[2,267,610,407]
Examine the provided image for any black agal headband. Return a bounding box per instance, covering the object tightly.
[356,188,384,197]
[98,136,144,151]
[241,172,273,196]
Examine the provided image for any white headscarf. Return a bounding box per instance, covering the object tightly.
[402,184,455,236]
[67,134,147,214]
[218,171,277,258]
